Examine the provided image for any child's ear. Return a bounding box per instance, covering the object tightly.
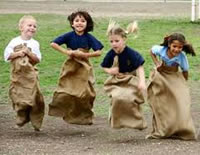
[19,25,23,32]
[71,23,75,28]
[123,37,127,42]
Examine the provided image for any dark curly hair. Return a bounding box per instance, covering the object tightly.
[68,10,94,33]
[161,32,196,56]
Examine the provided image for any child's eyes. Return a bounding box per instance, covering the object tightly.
[74,19,86,23]
[28,24,36,28]
[110,40,119,43]
[173,45,182,49]
[172,45,177,48]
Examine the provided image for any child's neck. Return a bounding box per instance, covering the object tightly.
[20,34,32,41]
[75,30,85,36]
[167,49,174,59]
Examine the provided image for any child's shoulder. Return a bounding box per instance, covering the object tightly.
[126,46,137,52]
[151,45,164,50]
[151,45,166,53]
[106,49,115,56]
[60,31,74,37]
[126,46,140,55]
[68,31,75,35]
[85,32,97,39]
[178,51,187,58]
[7,36,22,46]
[31,38,40,45]
[84,32,102,44]
[10,36,21,42]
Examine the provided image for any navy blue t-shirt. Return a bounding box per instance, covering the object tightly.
[52,31,104,51]
[101,46,145,73]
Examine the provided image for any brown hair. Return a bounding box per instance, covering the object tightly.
[161,33,196,56]
[68,10,94,33]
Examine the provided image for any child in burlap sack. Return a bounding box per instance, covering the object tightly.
[146,32,196,140]
[101,20,147,130]
[49,11,104,125]
[4,15,45,131]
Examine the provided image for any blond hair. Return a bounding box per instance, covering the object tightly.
[18,15,37,28]
[106,19,138,38]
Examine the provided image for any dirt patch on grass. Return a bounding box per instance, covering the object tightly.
[0,81,200,155]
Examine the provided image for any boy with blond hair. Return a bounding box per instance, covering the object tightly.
[4,15,45,131]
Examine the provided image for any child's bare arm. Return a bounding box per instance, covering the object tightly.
[25,50,40,65]
[182,71,188,80]
[136,65,146,91]
[50,42,73,56]
[150,50,161,67]
[103,67,119,75]
[86,50,102,58]
[72,50,102,60]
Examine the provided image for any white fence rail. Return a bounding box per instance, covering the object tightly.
[191,0,200,21]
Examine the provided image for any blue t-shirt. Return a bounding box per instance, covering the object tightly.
[151,45,189,71]
[101,46,145,73]
[52,31,104,51]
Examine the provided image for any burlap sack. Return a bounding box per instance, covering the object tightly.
[147,67,196,140]
[9,44,45,130]
[104,56,147,129]
[49,53,95,125]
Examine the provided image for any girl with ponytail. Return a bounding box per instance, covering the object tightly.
[101,20,147,130]
[147,32,196,140]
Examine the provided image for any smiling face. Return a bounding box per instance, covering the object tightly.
[19,19,37,40]
[72,15,87,35]
[109,34,126,54]
[168,40,183,58]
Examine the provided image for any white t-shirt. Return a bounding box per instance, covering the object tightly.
[4,36,41,62]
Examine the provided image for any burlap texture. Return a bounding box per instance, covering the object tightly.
[147,68,196,140]
[9,44,45,129]
[49,55,95,125]
[104,56,147,129]
[104,74,147,129]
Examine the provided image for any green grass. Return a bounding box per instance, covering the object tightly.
[0,14,200,116]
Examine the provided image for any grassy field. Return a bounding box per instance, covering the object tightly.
[0,14,200,116]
